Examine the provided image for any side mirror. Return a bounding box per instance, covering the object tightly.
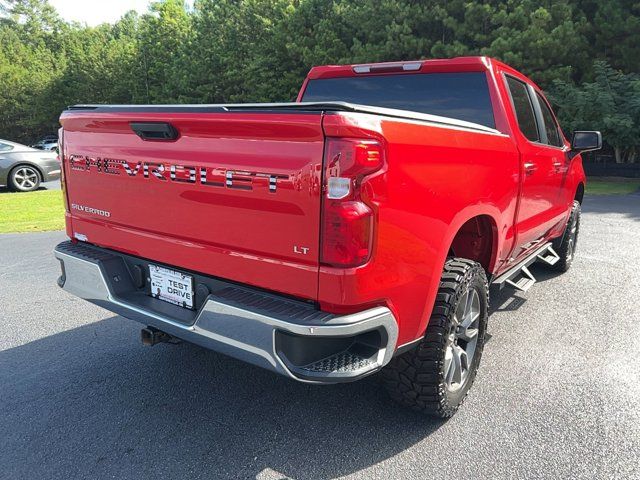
[571,131,602,153]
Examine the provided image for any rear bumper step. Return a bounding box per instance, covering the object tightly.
[54,241,398,384]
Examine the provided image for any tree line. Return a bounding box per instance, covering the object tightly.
[1,0,638,162]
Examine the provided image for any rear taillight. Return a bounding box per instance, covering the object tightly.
[321,138,384,268]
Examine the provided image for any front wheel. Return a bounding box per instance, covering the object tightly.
[551,200,581,272]
[9,165,41,192]
[381,258,489,417]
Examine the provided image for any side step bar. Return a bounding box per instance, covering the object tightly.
[536,247,560,266]
[505,265,536,292]
[492,242,560,292]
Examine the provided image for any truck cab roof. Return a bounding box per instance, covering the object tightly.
[302,56,542,92]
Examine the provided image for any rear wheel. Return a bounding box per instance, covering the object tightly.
[9,165,41,192]
[551,200,581,272]
[381,258,489,417]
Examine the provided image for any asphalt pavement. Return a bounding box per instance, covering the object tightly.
[1,194,639,479]
[41,180,61,190]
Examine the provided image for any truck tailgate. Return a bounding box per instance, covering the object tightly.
[59,111,324,300]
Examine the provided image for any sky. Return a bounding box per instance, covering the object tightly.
[48,0,154,26]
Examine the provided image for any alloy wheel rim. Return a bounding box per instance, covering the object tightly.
[567,238,574,261]
[444,287,481,391]
[13,167,39,190]
[567,217,578,261]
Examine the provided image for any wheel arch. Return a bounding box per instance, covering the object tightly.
[445,212,500,274]
[9,161,44,180]
[399,207,503,348]
[575,182,585,204]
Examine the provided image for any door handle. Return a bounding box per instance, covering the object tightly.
[552,159,563,171]
[524,162,537,175]
[130,122,179,141]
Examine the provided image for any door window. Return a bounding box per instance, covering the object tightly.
[535,93,563,147]
[505,77,539,142]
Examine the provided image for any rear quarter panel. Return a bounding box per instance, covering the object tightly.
[319,113,520,345]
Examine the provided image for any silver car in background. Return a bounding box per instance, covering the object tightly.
[0,139,61,192]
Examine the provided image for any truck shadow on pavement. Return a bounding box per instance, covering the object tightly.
[0,316,444,480]
[488,263,562,315]
[490,258,596,320]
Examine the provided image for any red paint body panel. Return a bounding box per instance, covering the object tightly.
[318,113,520,344]
[60,112,325,300]
[60,56,586,349]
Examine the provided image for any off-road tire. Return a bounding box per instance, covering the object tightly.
[381,258,489,418]
[551,200,581,272]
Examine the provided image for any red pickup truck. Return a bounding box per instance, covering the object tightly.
[54,56,601,417]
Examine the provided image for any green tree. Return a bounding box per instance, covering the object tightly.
[551,61,640,163]
[138,0,192,103]
[0,0,65,141]
[0,0,639,159]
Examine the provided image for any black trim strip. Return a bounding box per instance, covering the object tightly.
[63,102,502,135]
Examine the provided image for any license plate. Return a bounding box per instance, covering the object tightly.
[149,264,194,309]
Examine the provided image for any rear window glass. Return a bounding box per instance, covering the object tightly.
[302,72,495,128]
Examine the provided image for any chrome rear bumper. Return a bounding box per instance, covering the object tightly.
[54,241,398,383]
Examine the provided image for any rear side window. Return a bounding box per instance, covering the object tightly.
[301,72,496,128]
[505,77,539,142]
[535,92,563,147]
[0,142,14,152]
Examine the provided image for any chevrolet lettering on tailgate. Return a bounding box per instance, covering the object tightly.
[68,155,289,193]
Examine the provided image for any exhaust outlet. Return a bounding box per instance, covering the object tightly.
[141,326,173,346]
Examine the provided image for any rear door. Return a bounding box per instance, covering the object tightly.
[60,110,325,300]
[532,91,571,208]
[505,76,566,256]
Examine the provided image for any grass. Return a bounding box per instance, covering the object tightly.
[0,189,65,233]
[586,178,640,196]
